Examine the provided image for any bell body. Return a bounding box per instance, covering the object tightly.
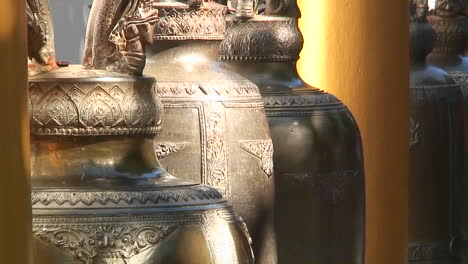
[144,39,276,264]
[219,16,365,264]
[225,61,366,264]
[408,62,464,264]
[29,65,255,264]
[426,13,468,262]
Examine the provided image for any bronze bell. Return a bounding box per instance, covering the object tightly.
[142,1,277,263]
[28,1,255,263]
[219,4,366,264]
[425,0,468,261]
[408,1,464,263]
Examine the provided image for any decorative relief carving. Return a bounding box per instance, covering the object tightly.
[314,169,359,204]
[84,0,159,75]
[263,93,341,107]
[427,13,468,55]
[34,86,79,126]
[410,84,461,104]
[156,82,261,99]
[32,187,223,206]
[153,3,227,40]
[79,87,122,127]
[408,241,451,262]
[27,0,57,76]
[154,143,187,160]
[34,223,176,264]
[33,208,238,227]
[29,81,160,136]
[204,103,229,198]
[288,169,360,204]
[409,118,422,150]
[240,140,274,177]
[449,71,468,89]
[123,85,156,127]
[158,99,271,204]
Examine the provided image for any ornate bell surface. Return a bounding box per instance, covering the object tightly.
[219,10,365,264]
[408,1,464,263]
[28,1,255,263]
[29,65,254,264]
[143,1,277,263]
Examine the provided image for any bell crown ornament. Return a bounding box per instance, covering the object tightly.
[219,0,302,63]
[219,15,303,62]
[27,0,57,76]
[427,0,468,56]
[83,0,159,75]
[149,1,228,41]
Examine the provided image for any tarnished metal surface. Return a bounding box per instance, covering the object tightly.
[143,2,276,263]
[409,2,464,263]
[220,15,365,264]
[29,65,255,264]
[424,1,468,262]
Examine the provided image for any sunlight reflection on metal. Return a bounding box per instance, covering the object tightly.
[202,211,240,264]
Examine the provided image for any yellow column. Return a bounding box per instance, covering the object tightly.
[0,0,31,263]
[298,1,409,264]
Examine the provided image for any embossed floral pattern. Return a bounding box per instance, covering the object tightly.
[29,81,160,136]
[240,140,274,177]
[154,143,187,160]
[34,224,176,264]
[205,104,229,197]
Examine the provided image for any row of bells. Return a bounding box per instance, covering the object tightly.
[28,1,366,264]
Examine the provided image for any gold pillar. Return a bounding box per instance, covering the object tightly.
[298,1,409,264]
[0,0,31,263]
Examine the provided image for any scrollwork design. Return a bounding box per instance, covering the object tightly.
[154,143,187,160]
[240,140,274,177]
[34,224,177,264]
[204,103,229,198]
